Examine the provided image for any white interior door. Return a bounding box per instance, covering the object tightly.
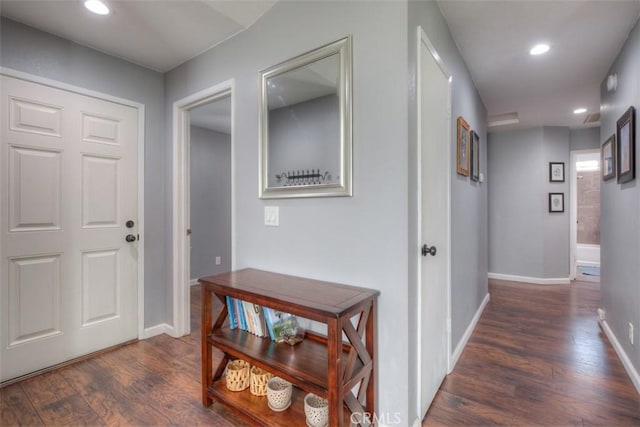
[1,75,139,382]
[418,30,451,416]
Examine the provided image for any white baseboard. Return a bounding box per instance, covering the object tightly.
[488,272,570,285]
[142,323,179,339]
[599,319,640,394]
[142,323,171,339]
[190,279,199,286]
[449,293,490,373]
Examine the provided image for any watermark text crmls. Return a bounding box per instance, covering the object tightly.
[350,412,402,425]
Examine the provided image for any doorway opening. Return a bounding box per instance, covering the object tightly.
[173,80,235,337]
[570,149,601,282]
[188,97,232,285]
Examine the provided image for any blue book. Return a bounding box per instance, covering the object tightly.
[262,307,275,340]
[226,296,236,329]
[236,299,247,330]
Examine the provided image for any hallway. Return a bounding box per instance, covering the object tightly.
[423,279,640,425]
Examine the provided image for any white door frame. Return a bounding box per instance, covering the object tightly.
[0,67,146,339]
[172,80,236,337]
[569,148,600,280]
[415,26,453,417]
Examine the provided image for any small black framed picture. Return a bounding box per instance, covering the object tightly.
[549,162,565,182]
[470,130,480,182]
[549,193,564,213]
[617,106,636,184]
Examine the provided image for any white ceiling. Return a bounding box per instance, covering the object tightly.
[0,0,277,72]
[2,1,639,132]
[437,0,640,131]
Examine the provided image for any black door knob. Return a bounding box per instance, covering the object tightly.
[126,220,135,228]
[421,244,437,257]
[125,234,137,243]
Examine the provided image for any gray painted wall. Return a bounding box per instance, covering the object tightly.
[407,1,488,420]
[599,18,640,377]
[488,127,570,279]
[570,127,601,151]
[190,126,232,279]
[268,95,340,187]
[165,1,411,422]
[0,18,167,327]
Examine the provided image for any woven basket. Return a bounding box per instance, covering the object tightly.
[225,359,250,392]
[249,366,273,396]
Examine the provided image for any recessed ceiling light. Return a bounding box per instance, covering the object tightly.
[84,0,110,15]
[573,108,587,114]
[529,44,550,56]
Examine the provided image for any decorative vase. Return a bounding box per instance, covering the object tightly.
[304,393,329,427]
[266,377,292,411]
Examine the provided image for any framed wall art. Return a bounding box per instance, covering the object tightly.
[470,130,480,182]
[549,193,564,213]
[457,116,470,176]
[617,106,636,184]
[601,134,616,181]
[549,162,565,182]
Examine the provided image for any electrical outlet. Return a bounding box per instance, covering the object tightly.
[215,256,221,265]
[629,322,634,345]
[264,206,279,226]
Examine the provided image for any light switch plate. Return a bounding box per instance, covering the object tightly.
[264,206,279,226]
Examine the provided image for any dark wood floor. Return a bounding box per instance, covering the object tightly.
[424,279,640,426]
[2,280,639,426]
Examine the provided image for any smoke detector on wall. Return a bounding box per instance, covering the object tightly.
[607,74,618,92]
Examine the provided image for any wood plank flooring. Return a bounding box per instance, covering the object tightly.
[423,279,640,426]
[1,286,252,426]
[2,280,639,426]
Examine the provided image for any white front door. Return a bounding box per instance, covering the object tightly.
[418,30,451,415]
[1,75,139,382]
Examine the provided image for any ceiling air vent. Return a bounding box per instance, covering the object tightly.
[584,113,600,124]
[488,112,519,127]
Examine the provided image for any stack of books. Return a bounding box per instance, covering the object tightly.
[225,297,298,342]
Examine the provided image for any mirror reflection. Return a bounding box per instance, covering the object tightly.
[267,54,340,188]
[259,36,352,199]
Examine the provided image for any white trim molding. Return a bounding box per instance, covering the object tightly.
[190,279,199,286]
[488,272,570,285]
[172,79,236,338]
[142,323,177,339]
[449,293,490,372]
[599,319,640,394]
[0,67,147,340]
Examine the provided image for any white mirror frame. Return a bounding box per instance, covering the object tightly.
[259,36,352,199]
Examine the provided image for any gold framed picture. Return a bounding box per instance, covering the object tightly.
[457,116,470,176]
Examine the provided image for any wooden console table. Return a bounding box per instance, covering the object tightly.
[200,268,379,426]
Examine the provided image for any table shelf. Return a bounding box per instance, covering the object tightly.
[200,268,378,427]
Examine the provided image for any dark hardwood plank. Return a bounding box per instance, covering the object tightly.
[0,383,43,425]
[424,279,640,426]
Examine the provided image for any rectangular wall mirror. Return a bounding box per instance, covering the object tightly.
[259,36,352,199]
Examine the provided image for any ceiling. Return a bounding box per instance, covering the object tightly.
[2,1,639,132]
[437,0,640,131]
[0,0,277,72]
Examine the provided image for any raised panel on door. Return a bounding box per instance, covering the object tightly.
[82,155,120,228]
[8,254,63,346]
[82,113,120,146]
[9,146,62,232]
[81,249,120,326]
[9,97,62,138]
